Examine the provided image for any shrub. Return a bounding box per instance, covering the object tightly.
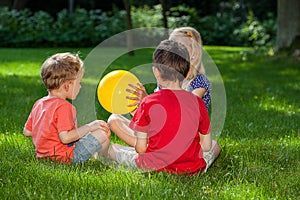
[234,11,276,49]
[196,13,241,46]
[0,6,276,48]
[0,7,126,47]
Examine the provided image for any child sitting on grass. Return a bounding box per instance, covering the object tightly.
[23,52,110,164]
[108,40,220,174]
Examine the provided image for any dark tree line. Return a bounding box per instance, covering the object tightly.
[0,0,299,53]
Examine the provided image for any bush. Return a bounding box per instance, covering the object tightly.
[196,13,241,46]
[0,7,126,47]
[0,6,276,48]
[234,11,276,49]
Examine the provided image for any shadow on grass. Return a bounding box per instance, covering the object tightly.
[0,47,300,199]
[215,52,300,140]
[0,74,45,133]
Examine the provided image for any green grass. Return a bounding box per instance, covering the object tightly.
[0,47,299,199]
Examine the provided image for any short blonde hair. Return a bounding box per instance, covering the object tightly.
[41,52,83,90]
[169,27,205,79]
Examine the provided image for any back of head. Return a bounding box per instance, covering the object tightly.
[170,27,202,46]
[41,52,83,90]
[153,39,190,83]
[169,27,205,77]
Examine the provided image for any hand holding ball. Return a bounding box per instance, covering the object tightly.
[97,70,140,114]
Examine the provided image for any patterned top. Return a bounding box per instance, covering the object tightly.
[188,74,211,110]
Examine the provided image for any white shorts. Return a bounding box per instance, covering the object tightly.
[113,145,138,168]
[113,145,215,172]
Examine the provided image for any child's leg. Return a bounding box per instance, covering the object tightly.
[72,132,109,164]
[108,143,123,161]
[108,143,138,168]
[211,140,221,159]
[202,140,221,172]
[91,129,110,157]
[108,114,137,147]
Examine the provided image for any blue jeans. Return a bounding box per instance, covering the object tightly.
[72,133,102,164]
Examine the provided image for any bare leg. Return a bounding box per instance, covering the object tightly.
[108,143,124,161]
[91,129,110,157]
[200,132,221,160]
[108,114,137,147]
[211,140,221,160]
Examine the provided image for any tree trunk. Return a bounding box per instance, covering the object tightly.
[68,0,74,15]
[12,0,29,10]
[160,0,169,38]
[276,0,300,54]
[123,0,134,56]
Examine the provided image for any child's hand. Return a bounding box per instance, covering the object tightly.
[99,120,111,138]
[87,120,110,138]
[126,82,147,107]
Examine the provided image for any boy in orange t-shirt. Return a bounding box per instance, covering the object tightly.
[24,52,110,164]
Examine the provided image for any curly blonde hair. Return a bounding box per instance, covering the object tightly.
[41,52,83,90]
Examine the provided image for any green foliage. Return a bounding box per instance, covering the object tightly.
[196,13,241,46]
[0,7,126,47]
[131,5,163,28]
[0,5,276,48]
[234,12,276,49]
[168,5,199,28]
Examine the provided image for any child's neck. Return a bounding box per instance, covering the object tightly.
[48,90,66,99]
[158,80,182,90]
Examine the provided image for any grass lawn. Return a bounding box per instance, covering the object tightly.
[0,46,299,199]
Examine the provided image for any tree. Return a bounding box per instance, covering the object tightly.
[123,0,134,56]
[68,0,74,14]
[160,0,169,38]
[12,0,29,9]
[276,0,300,54]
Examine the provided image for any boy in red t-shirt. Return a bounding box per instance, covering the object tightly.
[108,40,220,174]
[24,52,110,164]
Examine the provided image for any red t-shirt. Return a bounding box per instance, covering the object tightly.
[129,89,211,174]
[25,96,77,163]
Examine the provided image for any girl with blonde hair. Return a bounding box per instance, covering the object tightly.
[169,27,210,110]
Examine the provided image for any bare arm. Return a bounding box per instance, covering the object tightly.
[192,88,206,98]
[59,120,110,144]
[23,128,32,137]
[134,131,148,154]
[199,132,212,152]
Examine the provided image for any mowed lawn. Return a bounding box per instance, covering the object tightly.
[0,47,299,199]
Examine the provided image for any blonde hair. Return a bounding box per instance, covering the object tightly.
[169,27,205,80]
[41,52,83,90]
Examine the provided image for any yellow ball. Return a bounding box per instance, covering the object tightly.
[97,70,139,114]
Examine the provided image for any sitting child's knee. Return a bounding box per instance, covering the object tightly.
[107,114,119,125]
[91,129,109,143]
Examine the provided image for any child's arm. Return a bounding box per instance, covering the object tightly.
[59,120,110,144]
[199,132,212,152]
[23,128,32,137]
[134,131,147,154]
[192,88,206,98]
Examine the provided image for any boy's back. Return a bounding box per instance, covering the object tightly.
[129,89,210,174]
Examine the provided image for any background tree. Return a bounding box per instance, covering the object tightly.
[276,0,300,54]
[123,0,134,56]
[160,0,169,38]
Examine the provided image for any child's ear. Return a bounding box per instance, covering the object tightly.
[152,67,160,79]
[63,81,70,92]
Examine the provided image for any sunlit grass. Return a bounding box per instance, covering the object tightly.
[0,47,299,199]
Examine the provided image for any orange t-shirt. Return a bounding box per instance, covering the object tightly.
[25,96,77,163]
